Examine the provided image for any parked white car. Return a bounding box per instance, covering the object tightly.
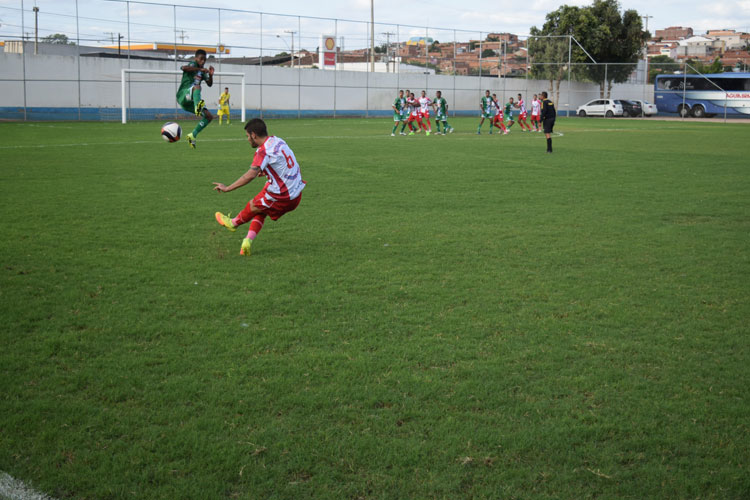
[630,99,658,116]
[576,99,624,118]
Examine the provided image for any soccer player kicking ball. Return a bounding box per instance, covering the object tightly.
[540,91,557,153]
[213,119,306,256]
[176,49,215,149]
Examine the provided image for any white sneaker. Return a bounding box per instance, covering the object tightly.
[391,133,395,136]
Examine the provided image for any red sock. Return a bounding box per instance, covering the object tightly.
[247,214,266,240]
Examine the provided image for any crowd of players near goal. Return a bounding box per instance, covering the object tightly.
[391,88,557,152]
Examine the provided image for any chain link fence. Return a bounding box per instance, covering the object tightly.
[2,0,748,121]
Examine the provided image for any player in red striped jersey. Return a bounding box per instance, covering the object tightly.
[491,93,508,134]
[213,118,306,256]
[530,94,542,132]
[516,94,531,131]
[417,90,433,136]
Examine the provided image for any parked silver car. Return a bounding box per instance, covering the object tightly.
[630,99,658,116]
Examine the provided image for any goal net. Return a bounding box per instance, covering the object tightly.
[121,69,245,124]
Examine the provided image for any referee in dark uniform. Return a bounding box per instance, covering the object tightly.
[539,91,556,153]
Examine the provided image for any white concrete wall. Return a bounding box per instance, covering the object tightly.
[0,52,653,119]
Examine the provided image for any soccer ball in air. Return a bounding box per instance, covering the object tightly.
[161,122,181,142]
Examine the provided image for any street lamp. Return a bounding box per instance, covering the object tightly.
[32,6,39,55]
[277,31,296,69]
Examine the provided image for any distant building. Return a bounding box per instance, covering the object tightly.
[706,29,747,50]
[674,35,722,60]
[654,26,694,41]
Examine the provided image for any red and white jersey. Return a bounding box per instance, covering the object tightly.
[418,96,432,113]
[251,136,305,202]
[493,99,502,116]
[518,99,527,114]
[407,98,419,117]
[531,99,541,116]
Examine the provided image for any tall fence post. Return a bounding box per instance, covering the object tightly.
[259,12,263,119]
[333,18,337,119]
[681,61,687,121]
[298,15,301,119]
[21,0,27,121]
[76,0,81,121]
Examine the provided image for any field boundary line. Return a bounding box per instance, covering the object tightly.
[0,472,57,500]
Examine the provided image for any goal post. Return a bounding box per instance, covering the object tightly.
[121,69,246,124]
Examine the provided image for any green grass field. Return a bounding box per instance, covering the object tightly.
[1,117,749,499]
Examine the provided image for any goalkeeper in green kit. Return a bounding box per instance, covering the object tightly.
[176,49,215,149]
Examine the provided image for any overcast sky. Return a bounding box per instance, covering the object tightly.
[173,0,750,35]
[1,0,749,56]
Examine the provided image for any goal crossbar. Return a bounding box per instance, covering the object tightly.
[121,69,246,124]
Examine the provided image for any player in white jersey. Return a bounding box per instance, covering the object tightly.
[213,118,305,256]
[530,94,542,132]
[516,93,531,131]
[417,90,432,136]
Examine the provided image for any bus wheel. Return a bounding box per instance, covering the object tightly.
[678,104,691,118]
[691,104,706,118]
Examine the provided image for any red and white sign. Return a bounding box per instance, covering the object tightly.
[320,35,336,69]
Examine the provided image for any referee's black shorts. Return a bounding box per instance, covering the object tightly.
[543,118,555,134]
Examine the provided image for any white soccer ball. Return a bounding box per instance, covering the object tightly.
[161,122,181,142]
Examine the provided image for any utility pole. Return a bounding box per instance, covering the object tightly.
[32,6,39,55]
[107,32,124,55]
[642,15,653,85]
[176,30,189,44]
[284,30,297,69]
[370,0,375,72]
[382,31,395,72]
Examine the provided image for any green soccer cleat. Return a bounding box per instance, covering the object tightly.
[195,99,206,117]
[240,237,252,256]
[426,130,431,136]
[187,133,196,149]
[408,131,415,136]
[215,212,236,232]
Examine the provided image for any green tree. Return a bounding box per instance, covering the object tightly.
[681,57,723,75]
[529,5,594,103]
[648,55,681,83]
[41,33,75,45]
[481,48,497,58]
[580,0,649,97]
[531,0,649,99]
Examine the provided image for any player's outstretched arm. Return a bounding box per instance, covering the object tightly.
[205,66,215,87]
[213,165,261,193]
